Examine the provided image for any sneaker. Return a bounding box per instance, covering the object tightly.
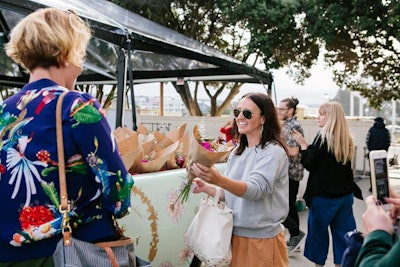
[287,231,305,254]
[286,240,300,251]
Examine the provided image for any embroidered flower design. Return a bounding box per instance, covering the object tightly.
[36,150,51,162]
[19,205,55,230]
[0,164,5,174]
[7,136,48,206]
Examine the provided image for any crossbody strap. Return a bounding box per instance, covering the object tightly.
[56,91,72,245]
[56,91,126,266]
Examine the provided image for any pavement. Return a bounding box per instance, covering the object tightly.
[287,175,374,267]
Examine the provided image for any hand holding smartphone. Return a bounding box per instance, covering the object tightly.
[369,150,391,210]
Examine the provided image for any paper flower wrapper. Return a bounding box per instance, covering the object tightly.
[185,137,232,179]
[175,125,234,204]
[133,140,179,173]
[114,126,138,155]
[113,123,231,179]
[166,130,189,169]
[114,127,140,170]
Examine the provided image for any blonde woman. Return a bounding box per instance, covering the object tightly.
[0,8,133,266]
[293,102,357,267]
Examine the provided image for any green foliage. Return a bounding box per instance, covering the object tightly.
[217,0,320,83]
[217,0,400,108]
[109,0,247,116]
[110,0,399,109]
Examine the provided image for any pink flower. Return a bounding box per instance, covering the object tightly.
[201,141,212,151]
[166,189,185,223]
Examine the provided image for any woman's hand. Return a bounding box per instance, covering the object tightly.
[362,195,394,235]
[192,178,223,200]
[192,178,208,194]
[385,188,400,220]
[191,162,221,185]
[292,129,308,150]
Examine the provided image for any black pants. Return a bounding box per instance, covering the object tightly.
[283,179,300,237]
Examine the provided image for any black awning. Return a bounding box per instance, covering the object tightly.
[0,0,273,129]
[0,0,272,86]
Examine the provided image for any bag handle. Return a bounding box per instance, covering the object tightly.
[213,187,221,203]
[56,91,72,245]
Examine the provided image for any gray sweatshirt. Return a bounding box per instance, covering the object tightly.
[224,142,289,239]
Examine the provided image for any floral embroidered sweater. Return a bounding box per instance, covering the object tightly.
[0,79,134,262]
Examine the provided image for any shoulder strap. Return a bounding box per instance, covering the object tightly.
[56,91,69,209]
[56,91,72,245]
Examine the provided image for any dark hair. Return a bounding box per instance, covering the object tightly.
[234,93,287,155]
[281,97,300,115]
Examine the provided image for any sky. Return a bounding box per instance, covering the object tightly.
[242,65,340,107]
[133,61,341,107]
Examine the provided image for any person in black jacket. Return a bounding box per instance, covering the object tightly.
[366,117,391,153]
[293,102,357,267]
[366,117,391,192]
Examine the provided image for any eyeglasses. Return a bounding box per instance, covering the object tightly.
[233,108,254,119]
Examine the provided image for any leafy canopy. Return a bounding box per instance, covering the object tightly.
[112,0,261,116]
[217,0,400,108]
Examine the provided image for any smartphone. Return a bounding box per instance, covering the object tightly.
[369,150,391,207]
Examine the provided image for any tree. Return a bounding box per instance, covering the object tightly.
[110,0,263,116]
[217,0,400,109]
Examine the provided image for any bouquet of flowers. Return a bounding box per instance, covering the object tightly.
[114,124,189,174]
[164,124,189,169]
[175,122,234,204]
[132,125,180,173]
[113,126,141,171]
[133,139,180,173]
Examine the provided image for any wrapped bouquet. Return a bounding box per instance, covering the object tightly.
[175,124,234,204]
[114,124,189,174]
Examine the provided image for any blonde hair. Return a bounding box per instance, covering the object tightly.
[319,101,354,164]
[5,8,91,71]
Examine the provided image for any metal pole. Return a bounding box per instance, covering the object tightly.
[126,37,137,131]
[115,48,126,128]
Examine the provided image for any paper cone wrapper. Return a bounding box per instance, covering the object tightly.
[140,139,167,155]
[114,126,134,140]
[166,123,187,141]
[186,126,233,180]
[113,127,139,155]
[134,141,179,173]
[137,124,150,135]
[166,131,190,169]
[138,133,154,145]
[153,131,174,148]
[120,149,142,170]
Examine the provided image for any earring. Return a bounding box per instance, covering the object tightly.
[260,124,264,137]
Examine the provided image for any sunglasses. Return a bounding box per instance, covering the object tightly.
[233,109,254,119]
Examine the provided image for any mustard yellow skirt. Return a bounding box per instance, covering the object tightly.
[231,231,288,267]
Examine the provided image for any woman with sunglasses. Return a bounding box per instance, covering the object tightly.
[293,102,357,267]
[191,92,289,267]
